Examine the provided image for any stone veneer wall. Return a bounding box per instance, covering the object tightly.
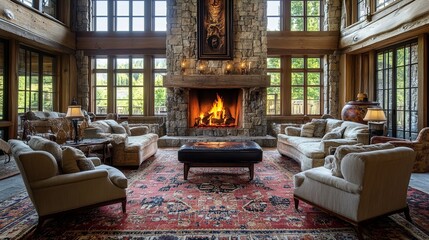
[324,0,341,118]
[74,0,90,110]
[165,0,268,137]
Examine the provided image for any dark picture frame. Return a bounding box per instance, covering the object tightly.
[197,0,233,60]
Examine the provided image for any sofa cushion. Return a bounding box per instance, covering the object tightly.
[311,119,327,137]
[90,121,112,134]
[322,126,346,140]
[8,139,33,159]
[325,119,343,133]
[62,146,87,174]
[300,122,315,137]
[342,121,369,139]
[120,121,132,135]
[76,159,96,171]
[111,124,127,134]
[296,141,325,159]
[285,126,301,136]
[28,136,62,162]
[332,143,395,178]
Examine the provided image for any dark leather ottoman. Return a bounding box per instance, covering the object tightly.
[178,141,263,180]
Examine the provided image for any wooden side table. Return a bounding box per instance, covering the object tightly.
[63,138,111,165]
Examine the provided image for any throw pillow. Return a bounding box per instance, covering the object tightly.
[120,121,132,135]
[76,159,95,171]
[331,143,395,178]
[300,122,315,137]
[111,125,127,134]
[62,146,87,174]
[322,126,347,140]
[311,119,327,137]
[325,119,343,133]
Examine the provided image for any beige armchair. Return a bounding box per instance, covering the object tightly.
[293,146,416,239]
[9,138,127,227]
[371,127,429,172]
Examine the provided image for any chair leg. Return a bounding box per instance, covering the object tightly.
[404,206,413,223]
[294,197,299,210]
[121,199,127,213]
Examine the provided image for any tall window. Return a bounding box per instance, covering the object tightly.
[94,58,108,114]
[357,0,366,22]
[290,0,322,31]
[375,0,396,11]
[18,47,56,114]
[153,58,167,115]
[92,55,165,116]
[291,57,322,115]
[18,0,58,19]
[114,57,145,115]
[267,0,282,31]
[376,41,418,140]
[267,58,281,115]
[92,0,166,32]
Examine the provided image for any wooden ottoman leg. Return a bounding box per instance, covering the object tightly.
[249,164,254,180]
[183,163,190,180]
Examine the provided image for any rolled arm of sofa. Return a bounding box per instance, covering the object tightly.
[285,126,301,136]
[320,139,361,155]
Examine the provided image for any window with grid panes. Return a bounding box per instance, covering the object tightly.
[153,0,167,31]
[291,57,322,115]
[18,0,58,19]
[94,58,109,114]
[376,41,418,140]
[267,58,281,115]
[18,47,56,114]
[267,0,282,31]
[357,0,366,22]
[153,58,167,115]
[290,0,322,31]
[375,0,396,11]
[92,0,166,32]
[114,57,145,115]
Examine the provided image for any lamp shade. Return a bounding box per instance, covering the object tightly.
[363,108,386,121]
[66,105,84,118]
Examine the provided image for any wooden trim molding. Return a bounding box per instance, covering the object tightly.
[268,31,339,54]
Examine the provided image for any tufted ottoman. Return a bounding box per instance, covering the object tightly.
[178,141,263,180]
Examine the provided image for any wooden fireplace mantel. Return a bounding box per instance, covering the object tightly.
[163,75,270,88]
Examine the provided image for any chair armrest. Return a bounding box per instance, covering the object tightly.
[304,167,361,194]
[370,136,408,144]
[285,126,301,136]
[320,139,359,155]
[30,169,108,189]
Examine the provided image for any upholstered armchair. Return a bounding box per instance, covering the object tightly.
[9,137,127,227]
[293,146,416,239]
[371,127,429,172]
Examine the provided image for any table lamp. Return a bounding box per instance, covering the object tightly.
[66,105,84,143]
[363,108,387,139]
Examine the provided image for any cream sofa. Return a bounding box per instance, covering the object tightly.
[277,118,369,171]
[84,119,158,167]
[293,145,416,238]
[9,136,127,227]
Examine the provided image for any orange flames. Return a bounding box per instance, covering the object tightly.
[194,93,235,127]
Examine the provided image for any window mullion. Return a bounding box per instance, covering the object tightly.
[145,0,152,32]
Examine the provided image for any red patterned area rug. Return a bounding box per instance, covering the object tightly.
[1,149,428,239]
[0,156,20,180]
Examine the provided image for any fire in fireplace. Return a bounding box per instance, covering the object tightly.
[189,89,242,128]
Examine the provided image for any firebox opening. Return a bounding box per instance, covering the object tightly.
[189,89,242,128]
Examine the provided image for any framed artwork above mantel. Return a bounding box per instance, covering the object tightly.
[197,0,234,60]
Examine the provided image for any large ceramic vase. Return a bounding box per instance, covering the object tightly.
[341,101,380,124]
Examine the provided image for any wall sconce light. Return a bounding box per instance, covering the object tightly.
[239,61,248,75]
[197,61,207,74]
[181,58,187,73]
[225,62,233,74]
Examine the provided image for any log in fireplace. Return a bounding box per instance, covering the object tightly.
[189,89,242,128]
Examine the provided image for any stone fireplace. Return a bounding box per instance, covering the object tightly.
[161,0,275,146]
